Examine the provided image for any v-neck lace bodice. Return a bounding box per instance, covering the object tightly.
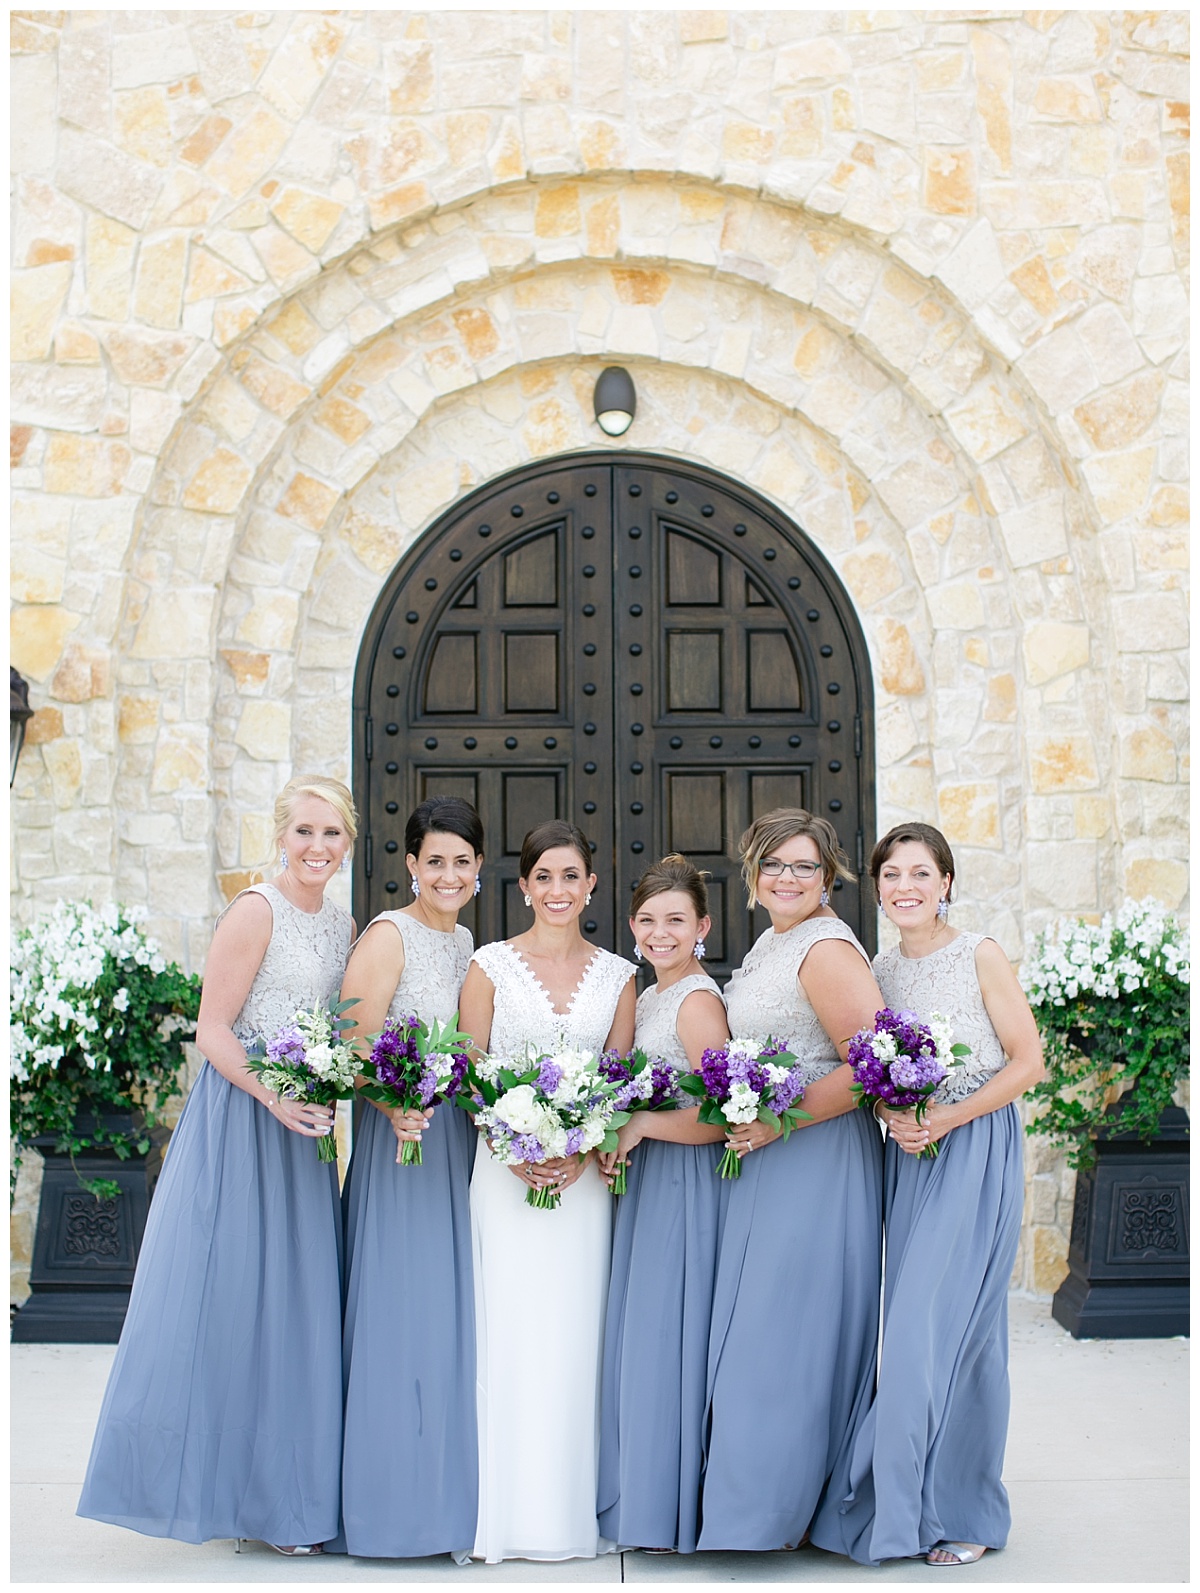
[471,939,636,1060]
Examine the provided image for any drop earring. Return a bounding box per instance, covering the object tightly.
[410,877,420,897]
[524,893,532,907]
[473,876,482,897]
[339,855,350,872]
[634,944,643,961]
[585,892,592,906]
[279,850,288,870]
[937,897,949,922]
[694,938,706,960]
[819,888,830,907]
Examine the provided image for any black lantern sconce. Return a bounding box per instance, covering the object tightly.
[11,667,33,786]
[593,366,636,436]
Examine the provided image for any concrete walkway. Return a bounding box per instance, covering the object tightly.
[10,1297,1187,1585]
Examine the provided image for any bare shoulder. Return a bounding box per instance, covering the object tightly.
[214,888,273,944]
[974,935,1018,985]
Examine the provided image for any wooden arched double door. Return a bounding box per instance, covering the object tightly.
[353,451,876,979]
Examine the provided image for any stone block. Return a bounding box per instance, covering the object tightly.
[1025,840,1097,910]
[1022,621,1090,685]
[57,129,163,231]
[24,706,64,746]
[937,781,1000,847]
[1123,856,1187,908]
[205,106,291,196]
[42,737,83,808]
[49,645,110,704]
[1118,724,1176,783]
[150,732,208,795]
[1080,446,1155,523]
[44,436,130,498]
[11,262,71,361]
[129,588,216,660]
[1074,303,1143,384]
[873,618,926,696]
[1017,323,1096,413]
[102,328,192,388]
[996,497,1069,570]
[983,673,1017,722]
[277,472,340,531]
[236,592,301,651]
[1031,1224,1069,1295]
[271,188,345,254]
[235,700,292,762]
[182,449,253,514]
[11,52,57,174]
[1110,591,1188,653]
[1029,734,1099,793]
[923,146,975,215]
[1073,372,1162,451]
[117,695,158,744]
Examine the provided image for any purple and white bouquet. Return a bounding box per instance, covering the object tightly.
[677,1037,809,1179]
[244,995,359,1162]
[597,1047,686,1194]
[357,1011,472,1166]
[469,1044,631,1209]
[847,1007,969,1157]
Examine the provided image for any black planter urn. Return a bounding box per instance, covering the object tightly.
[1052,1103,1189,1339]
[11,1108,167,1344]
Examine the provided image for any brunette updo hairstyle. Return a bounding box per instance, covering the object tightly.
[738,806,854,908]
[272,775,358,855]
[405,796,484,860]
[629,854,709,920]
[868,822,956,903]
[519,819,593,879]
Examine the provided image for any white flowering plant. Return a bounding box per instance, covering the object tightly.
[1021,899,1190,1167]
[10,900,201,1196]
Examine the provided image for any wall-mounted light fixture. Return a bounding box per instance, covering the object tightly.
[593,366,636,436]
[10,667,33,787]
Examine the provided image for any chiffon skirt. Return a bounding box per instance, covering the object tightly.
[697,1108,883,1551]
[76,1061,343,1546]
[337,1100,477,1558]
[811,1103,1023,1564]
[597,1140,726,1552]
[470,1147,614,1563]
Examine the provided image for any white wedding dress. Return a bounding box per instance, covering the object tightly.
[467,940,637,1563]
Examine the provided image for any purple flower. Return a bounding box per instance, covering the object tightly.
[509,1132,544,1163]
[266,1024,306,1067]
[564,1126,584,1156]
[536,1060,563,1095]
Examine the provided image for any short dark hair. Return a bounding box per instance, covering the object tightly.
[868,822,955,900]
[519,819,593,879]
[405,797,484,860]
[630,854,709,919]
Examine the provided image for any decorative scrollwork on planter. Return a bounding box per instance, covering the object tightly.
[1069,1175,1091,1251]
[63,1195,122,1258]
[1119,1188,1180,1254]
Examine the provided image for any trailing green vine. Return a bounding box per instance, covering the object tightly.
[1022,899,1190,1169]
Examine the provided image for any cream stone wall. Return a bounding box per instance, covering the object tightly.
[10,11,1189,1300]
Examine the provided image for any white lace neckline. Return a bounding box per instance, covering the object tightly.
[502,941,602,1018]
[895,929,970,962]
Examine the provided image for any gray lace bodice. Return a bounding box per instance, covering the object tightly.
[635,973,724,1071]
[471,940,636,1060]
[874,932,1007,1104]
[223,883,352,1046]
[367,911,473,1028]
[724,916,871,1086]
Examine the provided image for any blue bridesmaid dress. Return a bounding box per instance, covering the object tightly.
[811,932,1023,1564]
[597,972,727,1552]
[337,913,478,1558]
[77,884,350,1546]
[697,916,884,1551]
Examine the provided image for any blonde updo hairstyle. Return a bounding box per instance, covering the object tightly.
[738,806,854,909]
[271,775,359,862]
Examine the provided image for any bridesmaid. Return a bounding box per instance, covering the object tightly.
[597,854,729,1554]
[811,822,1044,1568]
[77,775,355,1555]
[461,819,637,1563]
[337,797,484,1559]
[697,808,884,1553]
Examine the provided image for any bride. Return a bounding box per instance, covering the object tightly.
[458,819,636,1563]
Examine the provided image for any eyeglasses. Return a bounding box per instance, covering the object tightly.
[758,857,822,880]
